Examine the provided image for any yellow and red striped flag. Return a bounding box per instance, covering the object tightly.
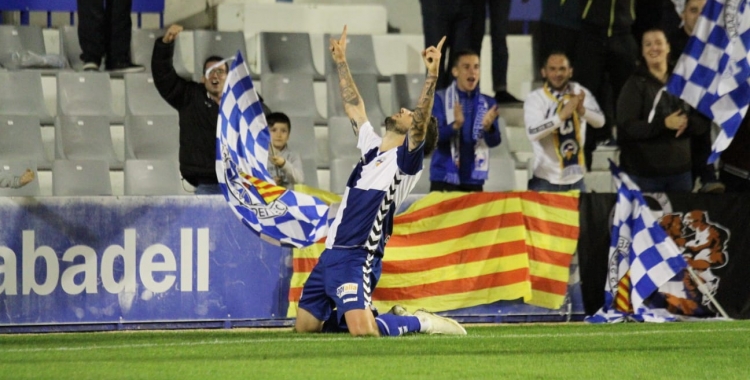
[287,191,579,317]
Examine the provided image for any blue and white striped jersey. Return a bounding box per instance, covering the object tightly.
[326,121,424,256]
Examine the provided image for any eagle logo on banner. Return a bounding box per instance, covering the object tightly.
[216,51,329,248]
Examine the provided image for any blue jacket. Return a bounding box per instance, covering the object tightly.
[430,86,502,186]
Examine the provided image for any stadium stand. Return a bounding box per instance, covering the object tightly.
[323,32,388,82]
[390,73,424,113]
[56,71,123,124]
[260,32,324,81]
[52,158,112,196]
[260,72,325,125]
[124,114,179,160]
[286,115,319,188]
[484,157,518,192]
[124,72,177,116]
[0,70,54,124]
[55,115,122,169]
[328,155,359,194]
[124,159,183,195]
[326,73,387,126]
[0,115,51,170]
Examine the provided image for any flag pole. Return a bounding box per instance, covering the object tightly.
[685,266,731,319]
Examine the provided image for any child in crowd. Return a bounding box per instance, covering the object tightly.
[266,112,304,189]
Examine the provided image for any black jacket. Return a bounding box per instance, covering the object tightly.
[616,64,710,178]
[152,38,221,186]
[581,0,635,35]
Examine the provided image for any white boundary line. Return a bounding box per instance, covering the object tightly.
[2,326,749,354]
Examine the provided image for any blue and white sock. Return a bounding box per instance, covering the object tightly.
[375,313,422,337]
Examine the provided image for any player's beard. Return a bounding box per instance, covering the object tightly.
[384,117,407,134]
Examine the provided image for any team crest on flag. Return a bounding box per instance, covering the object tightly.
[586,161,689,323]
[666,0,750,162]
[216,51,329,248]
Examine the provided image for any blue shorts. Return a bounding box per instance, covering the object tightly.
[297,247,382,325]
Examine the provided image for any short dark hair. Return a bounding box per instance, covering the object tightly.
[451,49,480,68]
[203,55,227,72]
[543,51,571,69]
[267,112,291,132]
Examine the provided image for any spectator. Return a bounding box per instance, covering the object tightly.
[430,50,502,192]
[616,28,710,193]
[265,112,304,189]
[535,0,580,83]
[419,0,475,90]
[574,0,638,170]
[0,168,34,189]
[668,0,724,193]
[468,0,520,103]
[719,113,750,192]
[77,0,144,73]
[524,52,605,192]
[152,24,270,195]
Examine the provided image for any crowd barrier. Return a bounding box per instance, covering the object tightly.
[1,192,748,333]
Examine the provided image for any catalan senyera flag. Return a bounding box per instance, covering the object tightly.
[287,191,579,317]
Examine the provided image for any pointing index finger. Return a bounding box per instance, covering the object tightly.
[436,36,446,52]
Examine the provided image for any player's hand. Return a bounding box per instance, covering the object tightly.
[422,36,446,75]
[453,93,464,130]
[271,156,286,168]
[162,24,183,44]
[482,105,499,131]
[329,25,348,64]
[19,169,35,187]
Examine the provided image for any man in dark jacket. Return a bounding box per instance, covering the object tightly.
[574,0,638,170]
[152,24,270,195]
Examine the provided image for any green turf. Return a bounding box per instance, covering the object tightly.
[2,321,750,379]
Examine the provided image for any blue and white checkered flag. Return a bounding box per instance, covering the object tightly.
[666,0,750,163]
[586,161,688,323]
[216,51,329,248]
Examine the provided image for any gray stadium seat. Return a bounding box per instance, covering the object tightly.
[124,115,179,160]
[484,157,517,192]
[57,71,123,124]
[130,28,161,72]
[52,159,112,196]
[584,171,614,193]
[0,160,40,197]
[286,116,318,187]
[323,33,388,82]
[0,115,51,170]
[0,25,49,69]
[492,118,514,161]
[390,73,425,113]
[55,115,122,169]
[260,32,324,81]
[124,159,184,195]
[329,156,359,194]
[0,70,54,124]
[261,73,325,125]
[192,30,253,82]
[124,72,178,116]
[327,116,363,160]
[59,25,84,71]
[326,73,387,126]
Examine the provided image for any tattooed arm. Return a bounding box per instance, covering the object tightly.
[329,26,367,135]
[409,36,445,151]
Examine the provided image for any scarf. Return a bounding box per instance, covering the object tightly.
[543,82,585,176]
[443,81,490,185]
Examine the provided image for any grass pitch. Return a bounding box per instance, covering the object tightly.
[2,321,750,379]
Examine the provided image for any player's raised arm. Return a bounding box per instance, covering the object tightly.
[409,36,445,151]
[330,25,367,135]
